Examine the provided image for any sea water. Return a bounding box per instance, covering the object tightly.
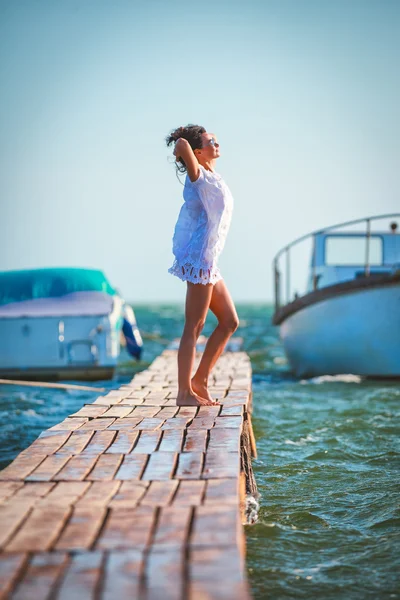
[0,303,398,599]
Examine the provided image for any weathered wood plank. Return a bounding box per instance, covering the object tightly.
[86,454,123,481]
[188,417,215,430]
[69,405,108,418]
[96,507,156,550]
[114,454,148,481]
[175,452,204,480]
[141,480,179,507]
[55,508,107,551]
[208,428,241,453]
[132,431,161,454]
[76,481,121,508]
[102,550,144,600]
[202,451,240,479]
[189,546,250,600]
[0,481,24,503]
[214,416,243,428]
[129,406,162,418]
[108,417,144,431]
[204,479,239,505]
[100,406,134,418]
[22,432,71,455]
[172,481,205,506]
[56,551,103,600]
[38,481,91,507]
[144,550,185,600]
[48,417,88,431]
[79,430,116,455]
[0,454,47,481]
[152,506,192,550]
[197,405,221,417]
[220,404,244,417]
[105,431,139,454]
[10,553,68,600]
[137,418,165,430]
[55,431,94,455]
[176,407,198,418]
[0,499,35,549]
[182,430,208,453]
[77,418,116,431]
[108,481,149,509]
[157,430,184,452]
[191,506,241,548]
[0,553,28,599]
[5,505,72,552]
[25,455,71,482]
[141,452,178,481]
[53,455,98,481]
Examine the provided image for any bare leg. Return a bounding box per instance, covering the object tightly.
[177,279,218,406]
[191,279,239,402]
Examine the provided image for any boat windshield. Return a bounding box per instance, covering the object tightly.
[0,268,117,306]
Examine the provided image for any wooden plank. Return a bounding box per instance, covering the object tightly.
[114,454,148,481]
[182,430,207,453]
[143,549,184,600]
[0,553,28,599]
[0,481,24,503]
[55,507,107,551]
[5,505,72,552]
[220,404,244,417]
[86,454,123,481]
[131,431,161,454]
[12,482,55,500]
[175,452,204,480]
[191,505,241,548]
[162,417,192,430]
[176,407,197,418]
[48,417,88,431]
[214,416,243,428]
[108,417,144,431]
[137,418,165,430]
[188,417,215,430]
[108,481,149,509]
[0,499,35,549]
[25,455,71,482]
[38,481,91,507]
[129,406,161,418]
[204,479,239,505]
[76,481,121,508]
[197,405,221,417]
[0,454,47,481]
[105,431,139,454]
[96,507,156,550]
[55,431,94,455]
[202,451,240,479]
[53,455,98,481]
[158,430,184,452]
[69,405,108,418]
[100,406,134,418]
[23,432,71,455]
[77,418,116,431]
[208,427,241,453]
[141,452,178,481]
[189,546,250,600]
[80,430,117,456]
[102,550,144,600]
[152,506,192,549]
[141,480,179,507]
[56,551,103,600]
[172,481,205,506]
[157,406,179,419]
[10,553,68,600]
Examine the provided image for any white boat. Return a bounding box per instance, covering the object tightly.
[272,213,400,379]
[0,267,143,381]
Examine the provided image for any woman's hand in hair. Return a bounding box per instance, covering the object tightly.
[173,137,189,161]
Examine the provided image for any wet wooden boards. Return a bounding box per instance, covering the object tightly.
[0,337,256,599]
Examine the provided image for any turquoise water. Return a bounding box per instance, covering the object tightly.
[0,303,399,599]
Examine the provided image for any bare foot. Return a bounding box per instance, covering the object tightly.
[191,378,215,403]
[176,390,217,406]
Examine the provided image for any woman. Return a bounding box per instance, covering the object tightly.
[165,124,239,407]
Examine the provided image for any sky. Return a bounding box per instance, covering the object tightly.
[1,0,399,303]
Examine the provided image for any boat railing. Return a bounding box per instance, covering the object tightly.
[272,213,400,312]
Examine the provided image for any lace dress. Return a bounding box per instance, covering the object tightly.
[168,164,234,285]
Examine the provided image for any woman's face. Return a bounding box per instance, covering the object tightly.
[195,132,220,160]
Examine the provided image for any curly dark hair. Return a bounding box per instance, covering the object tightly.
[165,123,206,176]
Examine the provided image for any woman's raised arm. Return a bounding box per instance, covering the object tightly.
[174,138,201,183]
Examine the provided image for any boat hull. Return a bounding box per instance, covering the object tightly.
[279,283,400,378]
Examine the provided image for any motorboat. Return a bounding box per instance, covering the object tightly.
[272,213,400,379]
[0,267,143,381]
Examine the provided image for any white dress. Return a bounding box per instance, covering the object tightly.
[168,164,234,285]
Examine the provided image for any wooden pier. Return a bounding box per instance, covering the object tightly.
[0,338,258,599]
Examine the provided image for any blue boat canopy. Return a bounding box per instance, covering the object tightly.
[0,268,117,307]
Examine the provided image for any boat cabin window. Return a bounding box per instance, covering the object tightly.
[324,235,383,266]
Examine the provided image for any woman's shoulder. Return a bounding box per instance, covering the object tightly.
[185,164,221,186]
